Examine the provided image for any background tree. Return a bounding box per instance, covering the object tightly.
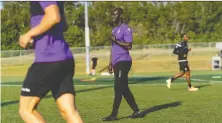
[1,1,222,50]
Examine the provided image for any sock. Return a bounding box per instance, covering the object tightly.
[171,77,175,82]
[188,83,192,88]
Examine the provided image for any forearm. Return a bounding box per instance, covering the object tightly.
[27,12,60,37]
[173,49,179,55]
[115,40,132,50]
[109,46,112,65]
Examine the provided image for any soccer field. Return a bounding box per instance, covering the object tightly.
[1,71,222,123]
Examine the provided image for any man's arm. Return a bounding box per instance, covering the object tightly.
[114,39,132,50]
[173,43,181,55]
[108,45,113,74]
[27,2,61,38]
[109,46,112,65]
[19,2,61,48]
[112,27,133,50]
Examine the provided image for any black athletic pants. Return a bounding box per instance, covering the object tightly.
[111,61,139,116]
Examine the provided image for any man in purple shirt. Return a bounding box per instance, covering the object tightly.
[18,2,83,123]
[102,8,143,121]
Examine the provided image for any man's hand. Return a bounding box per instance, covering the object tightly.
[189,48,191,51]
[19,33,33,48]
[110,35,117,43]
[108,64,113,74]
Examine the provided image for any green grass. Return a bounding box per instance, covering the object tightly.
[1,73,222,123]
[1,45,221,122]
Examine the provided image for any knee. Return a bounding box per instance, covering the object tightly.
[19,107,30,118]
[19,108,24,117]
[186,75,190,79]
[59,108,67,118]
[180,72,185,76]
[59,106,77,118]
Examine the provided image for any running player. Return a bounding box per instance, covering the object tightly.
[166,33,198,92]
[18,2,83,123]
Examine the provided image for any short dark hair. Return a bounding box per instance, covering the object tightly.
[113,8,123,14]
[180,33,186,39]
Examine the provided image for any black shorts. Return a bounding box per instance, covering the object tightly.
[179,61,190,72]
[21,59,75,100]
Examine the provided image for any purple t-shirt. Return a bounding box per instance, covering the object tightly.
[111,23,132,67]
[31,2,73,62]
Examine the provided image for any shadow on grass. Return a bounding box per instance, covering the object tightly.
[171,84,212,91]
[195,84,212,89]
[1,76,165,107]
[117,101,182,120]
[1,100,20,107]
[129,76,166,84]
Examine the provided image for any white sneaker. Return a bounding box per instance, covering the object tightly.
[188,87,198,92]
[166,79,172,88]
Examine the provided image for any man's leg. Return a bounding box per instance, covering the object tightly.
[120,62,141,117]
[102,63,122,121]
[101,77,122,121]
[166,62,186,88]
[19,96,46,123]
[52,59,83,123]
[123,86,139,113]
[186,71,198,91]
[171,72,186,82]
[185,71,192,88]
[166,71,185,88]
[56,93,83,123]
[92,63,96,75]
[19,62,50,123]
[110,72,125,116]
[123,85,142,118]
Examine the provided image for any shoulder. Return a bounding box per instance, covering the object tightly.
[112,27,116,33]
[122,23,131,29]
[175,41,183,48]
[39,1,58,9]
[122,23,132,33]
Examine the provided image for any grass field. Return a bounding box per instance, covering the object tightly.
[1,71,222,123]
[1,47,222,123]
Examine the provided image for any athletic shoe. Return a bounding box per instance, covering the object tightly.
[102,115,117,121]
[166,79,172,88]
[130,111,144,118]
[188,87,198,92]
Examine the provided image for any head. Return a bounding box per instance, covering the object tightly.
[112,8,123,24]
[181,33,189,42]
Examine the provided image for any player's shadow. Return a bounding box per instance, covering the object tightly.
[172,84,212,90]
[195,84,211,89]
[117,101,182,120]
[129,76,166,84]
[1,100,20,107]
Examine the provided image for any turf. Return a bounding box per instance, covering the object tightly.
[1,74,222,123]
[1,49,222,122]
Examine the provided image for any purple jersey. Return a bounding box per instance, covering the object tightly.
[111,23,132,66]
[30,2,73,62]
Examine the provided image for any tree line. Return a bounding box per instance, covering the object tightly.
[1,1,222,50]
